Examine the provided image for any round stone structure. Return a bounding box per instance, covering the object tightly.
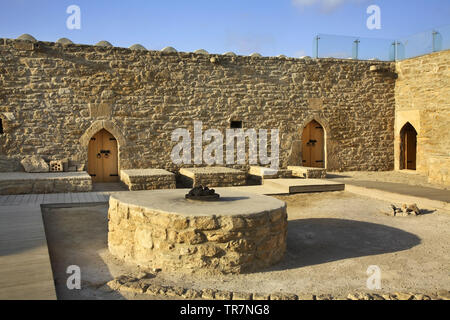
[108,189,287,275]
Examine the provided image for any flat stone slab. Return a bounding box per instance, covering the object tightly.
[248,166,292,183]
[288,166,327,179]
[120,169,175,191]
[108,189,287,274]
[179,167,246,187]
[264,179,345,194]
[0,172,92,195]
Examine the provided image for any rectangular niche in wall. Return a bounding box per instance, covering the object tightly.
[230,120,243,129]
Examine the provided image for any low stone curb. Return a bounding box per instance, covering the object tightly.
[105,275,450,301]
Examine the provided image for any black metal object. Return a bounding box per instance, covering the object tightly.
[185,186,220,201]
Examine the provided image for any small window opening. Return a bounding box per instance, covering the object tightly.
[230,120,243,129]
[0,118,3,134]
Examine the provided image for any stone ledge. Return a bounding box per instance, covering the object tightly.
[248,166,293,184]
[179,167,246,188]
[0,172,92,195]
[120,169,176,191]
[288,166,327,179]
[106,274,449,300]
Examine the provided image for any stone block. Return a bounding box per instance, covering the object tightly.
[20,155,49,173]
[288,166,327,179]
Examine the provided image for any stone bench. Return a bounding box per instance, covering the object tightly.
[179,167,246,188]
[120,169,176,191]
[288,166,327,179]
[0,172,92,195]
[248,166,293,184]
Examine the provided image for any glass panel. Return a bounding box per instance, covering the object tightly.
[313,24,450,61]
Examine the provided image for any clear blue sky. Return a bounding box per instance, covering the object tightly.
[0,0,449,57]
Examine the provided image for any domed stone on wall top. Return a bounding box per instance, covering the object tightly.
[95,40,113,47]
[300,56,311,59]
[17,34,37,42]
[223,52,237,56]
[129,44,147,51]
[250,52,262,57]
[194,49,209,55]
[277,54,287,58]
[56,38,73,45]
[161,46,177,53]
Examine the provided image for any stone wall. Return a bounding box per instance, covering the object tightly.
[0,38,396,173]
[395,50,450,186]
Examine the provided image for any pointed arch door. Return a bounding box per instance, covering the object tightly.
[88,129,119,182]
[302,120,325,168]
[400,123,417,170]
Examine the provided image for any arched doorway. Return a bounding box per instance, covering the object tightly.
[302,120,325,168]
[88,129,119,182]
[400,122,417,170]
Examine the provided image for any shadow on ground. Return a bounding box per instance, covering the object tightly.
[42,204,126,300]
[270,218,421,271]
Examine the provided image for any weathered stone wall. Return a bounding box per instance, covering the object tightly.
[0,38,396,173]
[395,50,450,186]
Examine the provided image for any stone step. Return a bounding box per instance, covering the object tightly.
[263,179,345,194]
[247,166,292,184]
[120,169,176,191]
[288,166,327,179]
[179,167,246,188]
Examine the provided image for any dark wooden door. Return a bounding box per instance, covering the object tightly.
[402,124,417,170]
[302,120,325,168]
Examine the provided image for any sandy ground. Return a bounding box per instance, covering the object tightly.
[42,192,450,300]
[328,171,449,190]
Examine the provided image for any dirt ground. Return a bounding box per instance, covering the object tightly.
[42,191,450,300]
[328,170,449,190]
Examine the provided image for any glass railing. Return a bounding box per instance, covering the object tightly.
[313,24,450,61]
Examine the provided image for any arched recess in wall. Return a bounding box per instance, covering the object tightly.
[299,116,329,169]
[80,120,126,182]
[399,122,417,170]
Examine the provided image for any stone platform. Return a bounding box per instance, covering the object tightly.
[120,169,176,191]
[248,166,293,184]
[262,179,345,194]
[108,189,287,274]
[178,167,246,188]
[288,166,327,179]
[0,172,92,195]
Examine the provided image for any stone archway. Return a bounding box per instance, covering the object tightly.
[80,120,126,179]
[299,116,329,169]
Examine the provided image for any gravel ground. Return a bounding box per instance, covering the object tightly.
[42,192,450,300]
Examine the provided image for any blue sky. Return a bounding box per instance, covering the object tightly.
[0,0,449,57]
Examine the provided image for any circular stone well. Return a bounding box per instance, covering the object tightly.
[108,189,287,274]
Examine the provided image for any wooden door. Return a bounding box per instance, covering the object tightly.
[302,120,325,168]
[88,129,119,182]
[402,124,417,170]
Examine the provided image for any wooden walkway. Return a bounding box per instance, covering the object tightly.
[0,191,113,300]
